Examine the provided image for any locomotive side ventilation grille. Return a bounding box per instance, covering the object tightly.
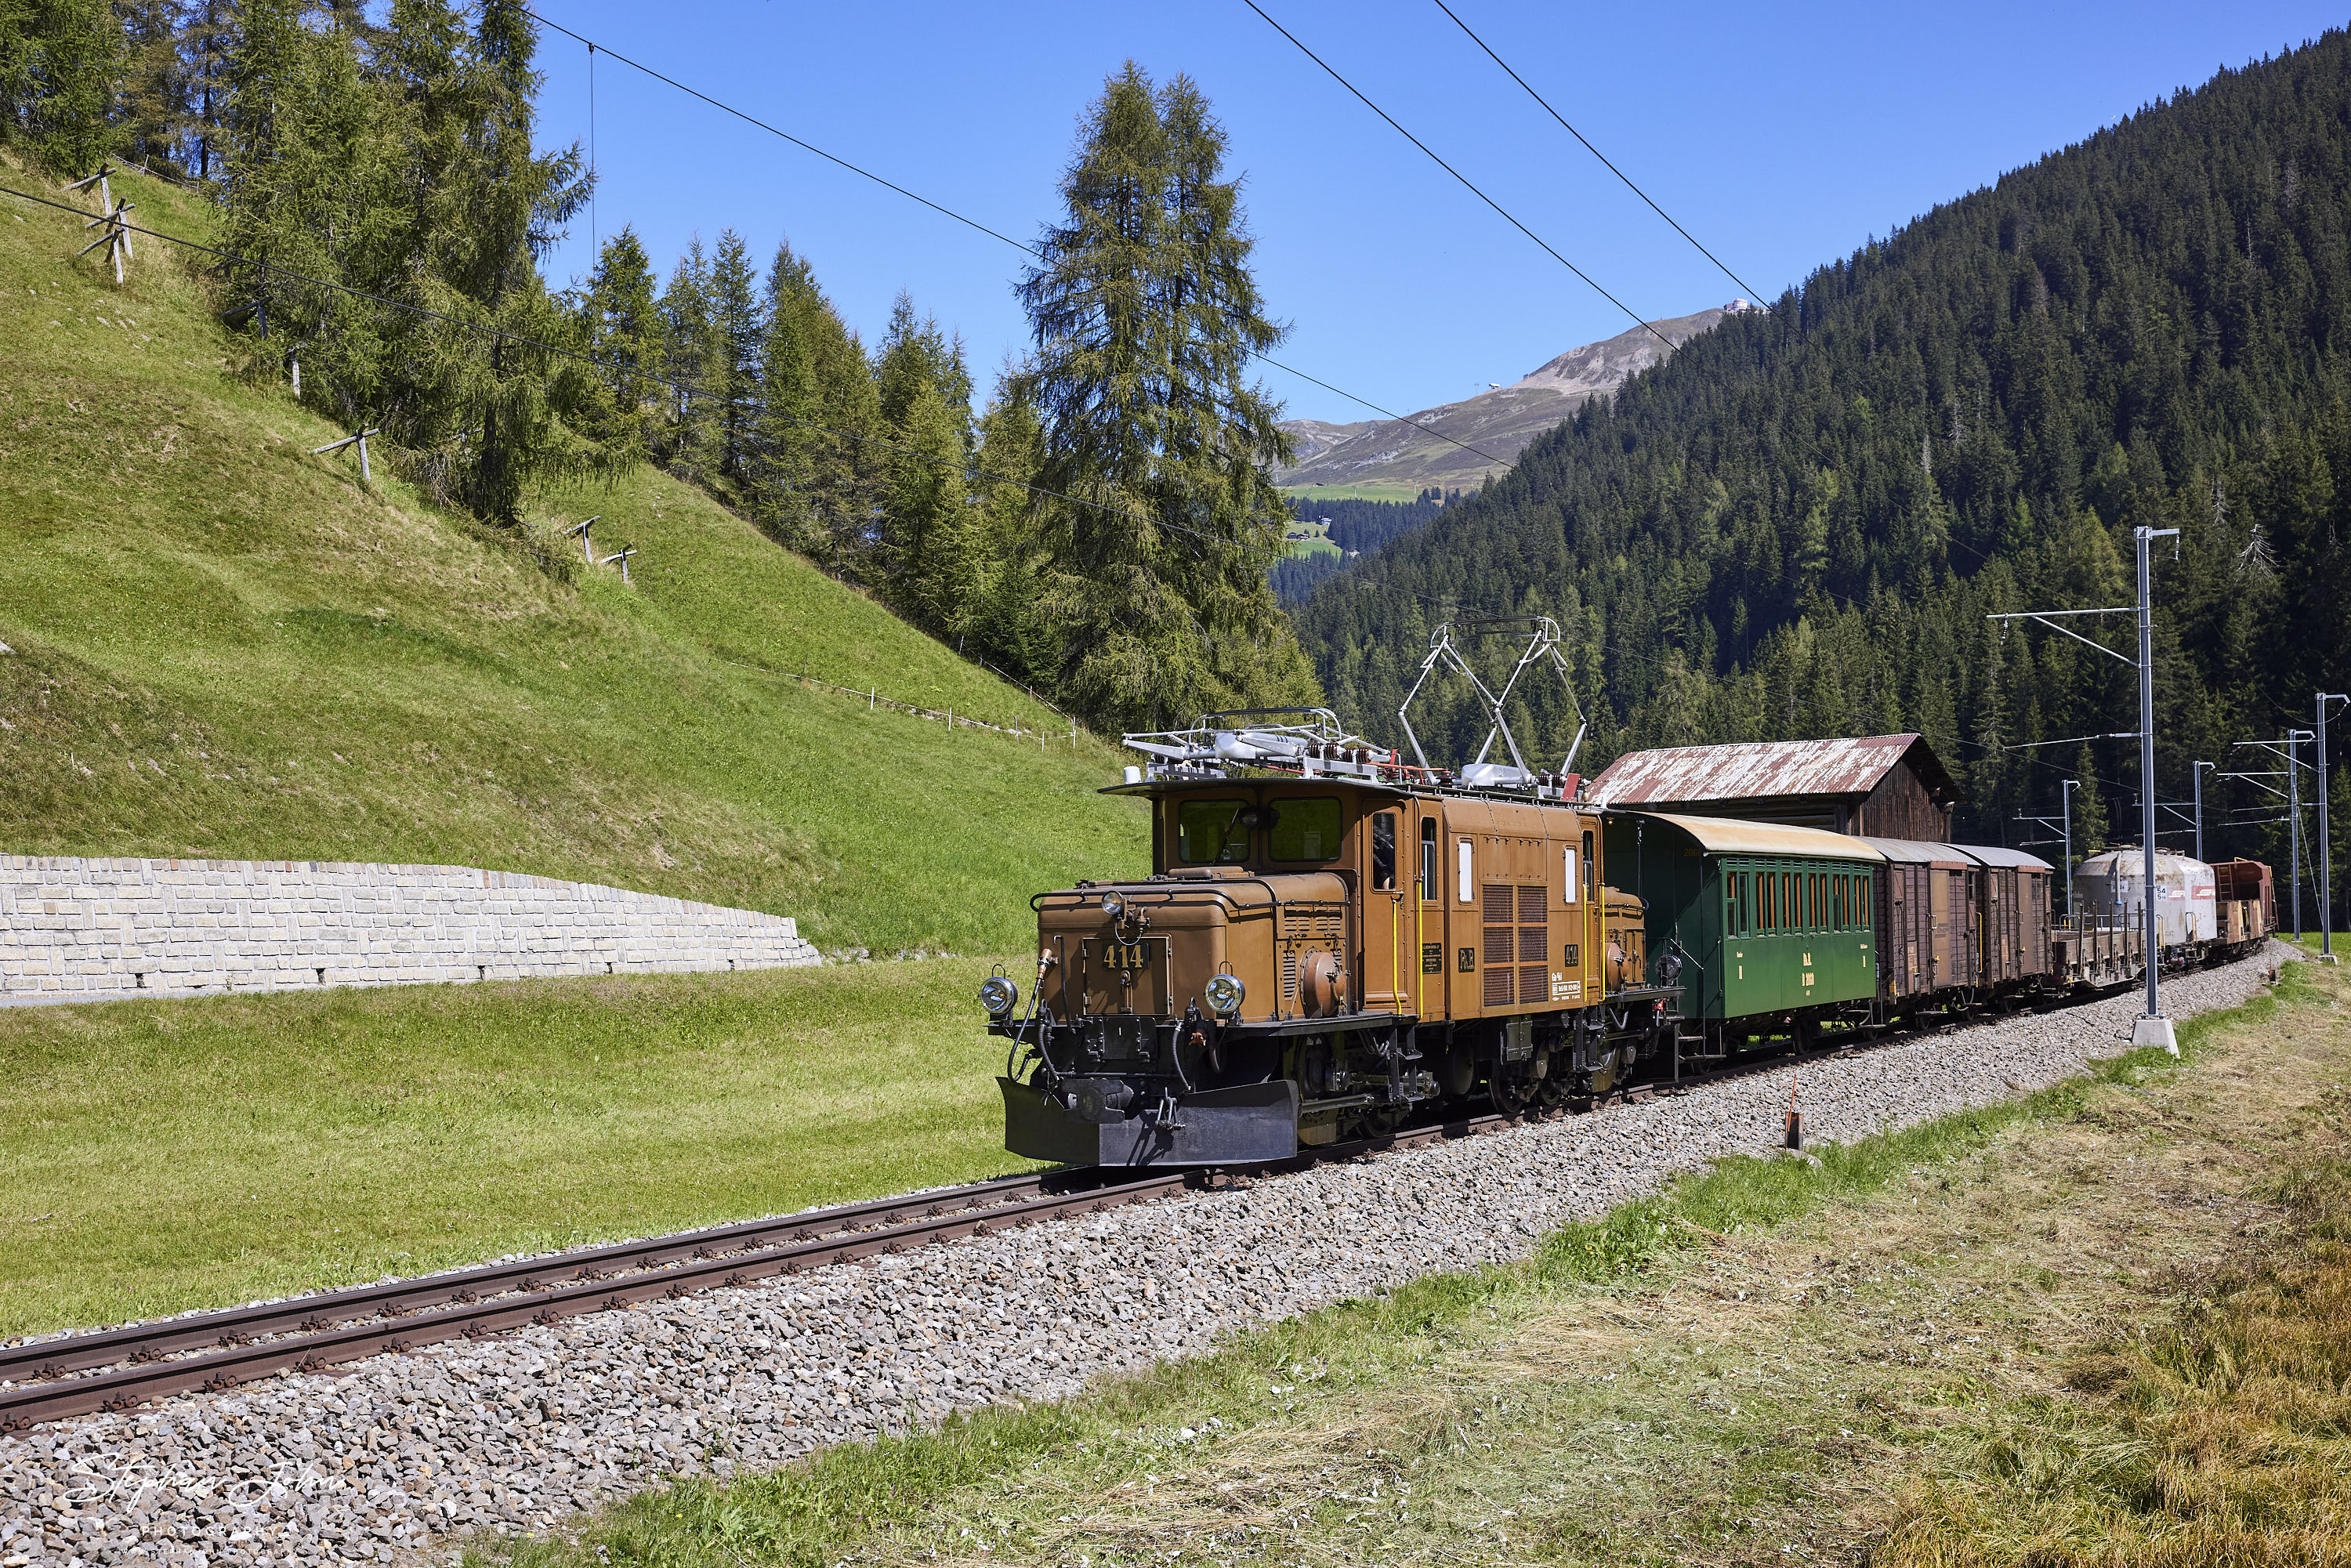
[1518,882,1550,1005]
[1483,882,1516,1005]
[1480,882,1552,1008]
[1283,950,1299,1003]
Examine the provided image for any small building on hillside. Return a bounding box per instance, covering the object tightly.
[1586,733,1959,841]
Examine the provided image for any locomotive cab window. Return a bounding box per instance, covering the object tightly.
[1269,796,1343,861]
[1371,813,1397,891]
[1563,844,1579,904]
[1176,799,1251,864]
[1419,818,1437,900]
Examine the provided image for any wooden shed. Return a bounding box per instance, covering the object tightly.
[1587,734,1959,841]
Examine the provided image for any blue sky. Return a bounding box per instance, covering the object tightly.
[529,0,2351,426]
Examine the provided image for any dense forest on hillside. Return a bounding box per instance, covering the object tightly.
[1298,31,2351,908]
[1272,489,1459,605]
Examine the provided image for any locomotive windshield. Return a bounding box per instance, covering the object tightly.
[1268,797,1344,861]
[1176,799,1251,864]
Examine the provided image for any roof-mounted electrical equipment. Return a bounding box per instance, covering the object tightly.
[1396,617,1586,798]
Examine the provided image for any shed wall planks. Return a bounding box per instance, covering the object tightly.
[0,856,820,1003]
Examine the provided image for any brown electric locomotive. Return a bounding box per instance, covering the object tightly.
[982,683,1677,1166]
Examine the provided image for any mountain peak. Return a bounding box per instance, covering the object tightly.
[1276,305,1741,493]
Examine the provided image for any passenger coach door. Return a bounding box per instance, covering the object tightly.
[1360,809,1405,1011]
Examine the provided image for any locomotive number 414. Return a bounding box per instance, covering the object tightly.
[1103,941,1151,972]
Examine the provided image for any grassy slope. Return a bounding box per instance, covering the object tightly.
[0,955,1036,1338]
[0,159,1143,953]
[1280,480,1423,504]
[488,961,2343,1568]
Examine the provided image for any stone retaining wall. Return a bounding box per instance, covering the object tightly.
[0,856,820,1003]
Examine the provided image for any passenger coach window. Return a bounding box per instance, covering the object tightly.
[1269,797,1344,861]
[1176,799,1251,864]
[1371,813,1397,891]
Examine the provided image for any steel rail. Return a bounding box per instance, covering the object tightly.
[0,1110,1510,1431]
[0,1171,1191,1430]
[0,964,2202,1431]
[0,1169,1165,1406]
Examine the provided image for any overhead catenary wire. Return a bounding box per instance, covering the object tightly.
[1239,0,1679,357]
[520,7,1516,472]
[0,179,1240,552]
[1427,0,1769,308]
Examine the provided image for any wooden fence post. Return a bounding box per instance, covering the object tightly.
[310,426,382,483]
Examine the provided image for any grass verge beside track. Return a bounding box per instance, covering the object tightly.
[482,959,2346,1568]
[0,957,1032,1339]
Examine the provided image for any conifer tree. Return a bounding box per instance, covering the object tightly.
[117,0,188,172]
[875,290,971,436]
[217,0,367,368]
[0,0,124,172]
[805,307,885,569]
[175,0,235,178]
[967,383,1049,684]
[442,0,607,522]
[1013,61,1317,731]
[656,239,717,478]
[578,223,661,462]
[706,226,760,485]
[886,377,980,632]
[748,237,823,535]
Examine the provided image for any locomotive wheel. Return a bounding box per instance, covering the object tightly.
[1487,1076,1539,1117]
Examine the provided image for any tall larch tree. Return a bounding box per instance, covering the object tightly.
[1014,61,1317,732]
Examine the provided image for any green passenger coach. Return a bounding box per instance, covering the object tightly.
[1602,812,1886,1050]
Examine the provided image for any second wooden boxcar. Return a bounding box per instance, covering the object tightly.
[1967,845,2055,989]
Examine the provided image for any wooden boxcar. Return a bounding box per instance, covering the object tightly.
[1968,846,2056,990]
[1861,839,1983,1005]
[1603,812,1883,1051]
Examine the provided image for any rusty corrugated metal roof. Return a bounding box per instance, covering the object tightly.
[1588,734,1957,807]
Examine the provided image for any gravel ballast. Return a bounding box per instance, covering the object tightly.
[0,947,2293,1567]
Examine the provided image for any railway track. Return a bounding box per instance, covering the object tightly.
[0,1110,1524,1431]
[0,975,2154,1432]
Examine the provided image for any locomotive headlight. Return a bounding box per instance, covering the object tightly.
[1204,972,1245,1017]
[1100,890,1127,919]
[978,975,1020,1018]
